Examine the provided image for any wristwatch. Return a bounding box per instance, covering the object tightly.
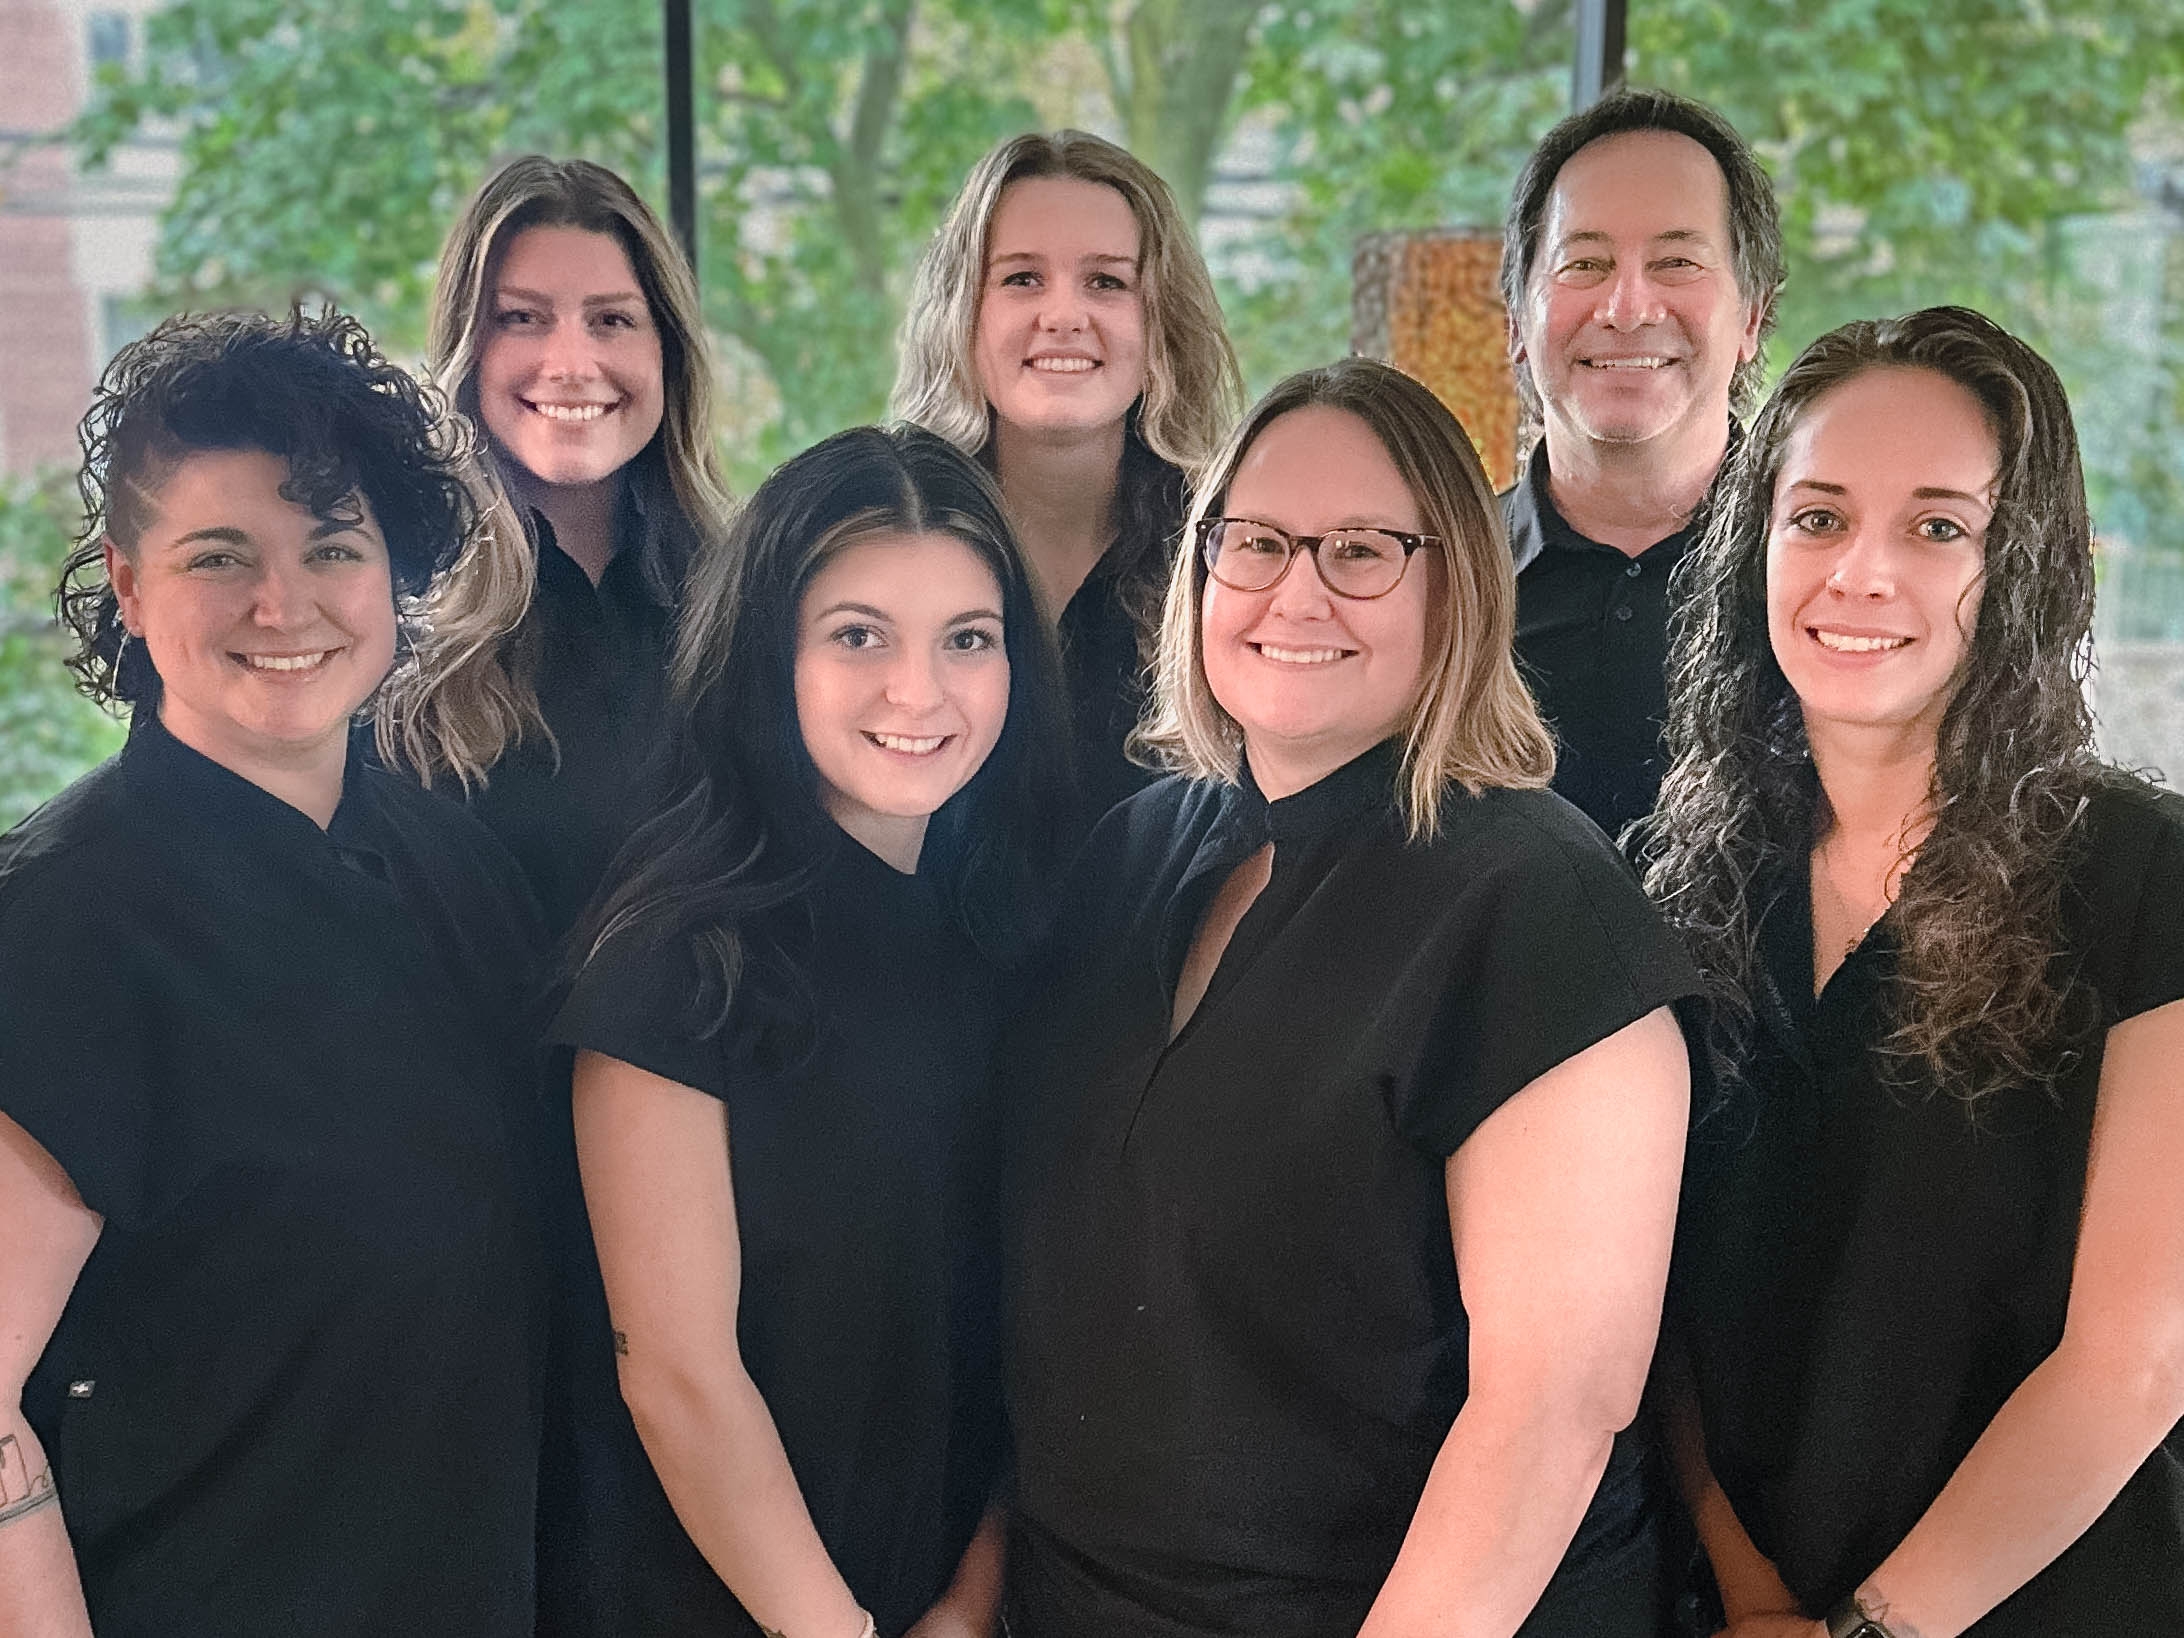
[1824,1592,1898,1638]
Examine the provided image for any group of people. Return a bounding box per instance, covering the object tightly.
[0,80,2177,1638]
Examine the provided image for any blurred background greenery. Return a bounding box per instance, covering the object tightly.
[4,0,2181,825]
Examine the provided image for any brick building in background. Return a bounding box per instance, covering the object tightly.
[0,0,171,476]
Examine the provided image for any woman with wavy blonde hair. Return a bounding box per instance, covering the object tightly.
[381,154,734,934]
[1004,358,1697,1637]
[893,129,1243,825]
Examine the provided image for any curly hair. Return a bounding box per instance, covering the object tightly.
[57,306,492,711]
[890,130,1245,647]
[1638,307,2113,1122]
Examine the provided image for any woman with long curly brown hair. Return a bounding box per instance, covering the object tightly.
[1640,306,2184,1638]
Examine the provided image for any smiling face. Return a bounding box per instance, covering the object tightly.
[974,176,1148,446]
[108,446,398,788]
[1766,366,1997,753]
[1515,129,1763,456]
[794,531,1012,872]
[1200,405,1441,798]
[475,224,667,494]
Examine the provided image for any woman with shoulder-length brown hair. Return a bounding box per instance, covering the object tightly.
[379,153,735,935]
[1002,356,1699,1638]
[1643,306,2184,1638]
[892,129,1244,827]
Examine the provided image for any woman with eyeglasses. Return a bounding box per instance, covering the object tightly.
[1003,358,1699,1638]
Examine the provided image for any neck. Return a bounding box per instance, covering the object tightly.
[829,803,928,875]
[991,417,1124,621]
[512,468,624,586]
[160,703,350,830]
[1244,736,1366,804]
[1540,414,1730,557]
[1808,718,1941,854]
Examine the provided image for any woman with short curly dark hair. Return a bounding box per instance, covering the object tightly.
[1,308,547,1637]
[1641,306,2184,1638]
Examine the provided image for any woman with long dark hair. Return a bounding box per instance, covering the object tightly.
[382,154,735,936]
[549,424,1072,1637]
[1643,306,2184,1637]
[893,130,1243,827]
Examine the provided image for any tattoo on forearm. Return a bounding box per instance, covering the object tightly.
[0,1434,57,1528]
[613,1329,629,1357]
[1863,1587,1932,1638]
[760,1629,788,1638]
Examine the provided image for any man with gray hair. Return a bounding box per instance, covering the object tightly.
[1502,86,1784,839]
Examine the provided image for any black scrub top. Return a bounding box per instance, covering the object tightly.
[0,712,546,1638]
[469,508,674,937]
[1006,742,1704,1638]
[547,833,1007,1637]
[1680,778,2184,1634]
[1505,437,1727,842]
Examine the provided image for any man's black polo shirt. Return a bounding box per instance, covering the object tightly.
[1506,435,1732,842]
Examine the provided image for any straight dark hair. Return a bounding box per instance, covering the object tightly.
[572,423,1076,1064]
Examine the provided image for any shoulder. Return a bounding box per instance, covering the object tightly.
[1423,783,1640,890]
[1079,771,1235,877]
[2065,776,2184,1019]
[0,755,139,915]
[359,762,543,911]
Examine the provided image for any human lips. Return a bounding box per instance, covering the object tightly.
[1251,641,1352,666]
[1808,625,1912,654]
[233,648,340,675]
[1025,353,1099,375]
[1578,353,1679,371]
[520,396,623,423]
[864,730,954,755]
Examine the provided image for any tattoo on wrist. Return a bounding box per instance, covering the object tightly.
[0,1435,57,1528]
[613,1329,629,1357]
[1862,1585,1931,1638]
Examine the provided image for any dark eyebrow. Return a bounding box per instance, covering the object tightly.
[1781,480,1848,496]
[1912,485,1993,505]
[493,285,646,308]
[1557,228,1717,250]
[988,251,1138,270]
[166,525,250,550]
[948,607,1004,625]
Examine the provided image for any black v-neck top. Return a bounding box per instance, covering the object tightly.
[1679,778,2184,1633]
[548,834,1007,1637]
[1004,743,1704,1637]
[468,507,674,938]
[0,713,546,1638]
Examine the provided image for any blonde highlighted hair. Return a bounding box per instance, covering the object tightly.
[891,129,1243,476]
[1137,358,1555,839]
[377,155,734,786]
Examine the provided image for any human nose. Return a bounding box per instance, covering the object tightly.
[249,556,317,629]
[883,647,945,713]
[540,313,598,381]
[1823,523,1897,600]
[1597,260,1665,330]
[1264,541,1338,617]
[1035,279,1087,335]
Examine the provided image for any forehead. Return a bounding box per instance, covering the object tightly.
[1224,405,1425,531]
[493,223,644,294]
[1778,366,2000,493]
[1541,128,1734,251]
[134,446,383,542]
[987,176,1141,262]
[801,530,1003,613]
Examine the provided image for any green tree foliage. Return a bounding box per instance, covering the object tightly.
[0,473,124,829]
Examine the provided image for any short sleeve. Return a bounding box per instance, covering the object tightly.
[2083,784,2184,1026]
[0,854,167,1228]
[1390,793,1704,1156]
[549,927,732,1100]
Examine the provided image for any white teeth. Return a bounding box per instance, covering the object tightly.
[1257,644,1346,665]
[1812,630,1911,653]
[870,732,947,754]
[1029,357,1096,373]
[1584,357,1671,369]
[242,651,332,672]
[530,401,611,422]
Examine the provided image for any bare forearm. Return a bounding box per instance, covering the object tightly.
[1358,1394,1617,1638]
[1660,1356,1798,1622]
[906,1508,1006,1638]
[620,1357,864,1638]
[0,1415,92,1638]
[1859,1344,2182,1638]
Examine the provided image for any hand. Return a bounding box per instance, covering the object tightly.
[901,1603,987,1638]
[1716,1616,1827,1638]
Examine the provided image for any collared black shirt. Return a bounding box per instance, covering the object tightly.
[1005,744,1703,1637]
[547,833,1006,1637]
[469,509,674,938]
[1506,435,1730,842]
[1057,556,1160,831]
[1680,778,2184,1633]
[0,713,546,1638]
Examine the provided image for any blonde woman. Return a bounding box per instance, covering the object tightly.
[893,130,1243,825]
[1003,359,1697,1637]
[382,154,734,935]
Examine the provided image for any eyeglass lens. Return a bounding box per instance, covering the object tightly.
[1204,519,1410,597]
